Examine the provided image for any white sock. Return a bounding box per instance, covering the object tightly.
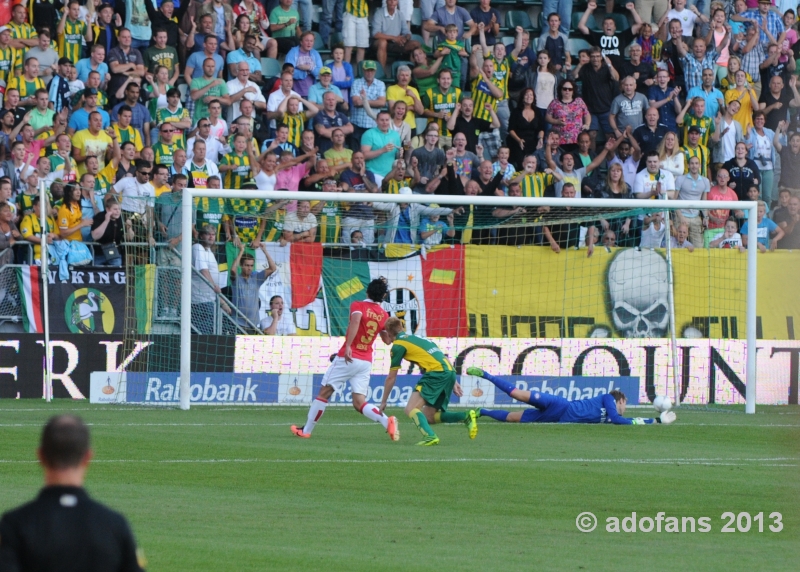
[303,398,327,434]
[360,402,389,429]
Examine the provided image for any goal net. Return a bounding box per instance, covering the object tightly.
[114,190,759,412]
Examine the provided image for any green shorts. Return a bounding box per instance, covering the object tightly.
[414,370,457,411]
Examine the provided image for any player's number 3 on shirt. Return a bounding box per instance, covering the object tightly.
[359,320,379,348]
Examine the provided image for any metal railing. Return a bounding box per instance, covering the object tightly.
[0,240,264,336]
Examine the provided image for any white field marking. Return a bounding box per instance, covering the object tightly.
[0,422,376,427]
[0,457,795,466]
[0,421,797,428]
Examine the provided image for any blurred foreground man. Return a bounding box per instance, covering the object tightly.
[0,415,145,571]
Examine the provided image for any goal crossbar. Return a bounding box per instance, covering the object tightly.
[179,189,759,413]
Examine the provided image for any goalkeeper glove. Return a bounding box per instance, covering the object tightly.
[659,411,677,424]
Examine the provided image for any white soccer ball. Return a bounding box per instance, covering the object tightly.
[653,395,673,413]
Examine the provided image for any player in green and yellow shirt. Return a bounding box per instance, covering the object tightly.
[9,4,38,47]
[155,89,192,145]
[310,178,341,243]
[219,134,253,189]
[422,69,461,138]
[194,196,227,239]
[7,58,45,103]
[510,155,562,198]
[380,317,478,446]
[20,196,59,264]
[57,1,92,65]
[111,107,144,153]
[261,200,288,242]
[381,159,416,194]
[0,28,19,86]
[470,58,505,123]
[152,125,186,167]
[277,95,318,148]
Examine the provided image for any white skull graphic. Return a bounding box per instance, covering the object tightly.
[608,249,670,338]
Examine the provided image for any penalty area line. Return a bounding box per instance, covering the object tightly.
[0,457,796,466]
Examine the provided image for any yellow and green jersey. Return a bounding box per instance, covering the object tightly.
[90,162,116,207]
[679,112,715,148]
[112,124,144,151]
[20,213,58,260]
[681,144,710,178]
[262,204,287,242]
[280,111,308,148]
[345,0,369,18]
[16,192,39,216]
[0,45,18,85]
[515,171,555,198]
[152,140,185,167]
[7,74,45,99]
[313,201,340,243]
[471,73,500,122]
[487,55,512,101]
[156,106,190,145]
[422,86,461,137]
[8,23,36,71]
[389,331,453,372]
[383,176,412,195]
[58,18,86,64]
[225,198,265,244]
[194,197,227,237]
[219,152,252,189]
[49,154,79,184]
[71,88,108,109]
[188,161,212,189]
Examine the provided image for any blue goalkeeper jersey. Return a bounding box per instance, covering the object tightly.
[559,394,633,425]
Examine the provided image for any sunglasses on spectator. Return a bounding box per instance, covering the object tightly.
[562,87,573,91]
[138,170,152,177]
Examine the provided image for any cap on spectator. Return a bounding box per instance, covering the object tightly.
[687,126,701,134]
[0,109,9,120]
[319,66,332,75]
[398,187,412,195]
[0,26,9,34]
[58,57,73,66]
[362,60,378,71]
[84,87,99,96]
[757,0,770,3]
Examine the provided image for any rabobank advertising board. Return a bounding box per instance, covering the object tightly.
[90,372,640,406]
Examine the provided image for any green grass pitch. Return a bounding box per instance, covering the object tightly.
[1,401,798,571]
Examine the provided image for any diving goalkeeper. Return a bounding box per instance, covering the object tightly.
[467,368,676,425]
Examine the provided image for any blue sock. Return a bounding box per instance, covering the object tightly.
[480,409,510,422]
[482,372,517,396]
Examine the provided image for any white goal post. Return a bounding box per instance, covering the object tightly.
[180,189,759,413]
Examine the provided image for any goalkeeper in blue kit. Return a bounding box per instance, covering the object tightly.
[467,368,676,425]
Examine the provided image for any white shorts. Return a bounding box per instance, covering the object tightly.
[320,355,372,395]
[343,13,370,49]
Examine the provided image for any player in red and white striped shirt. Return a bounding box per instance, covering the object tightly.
[291,279,400,441]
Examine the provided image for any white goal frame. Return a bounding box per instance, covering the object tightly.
[180,190,759,413]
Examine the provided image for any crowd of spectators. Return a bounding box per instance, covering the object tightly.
[0,0,797,329]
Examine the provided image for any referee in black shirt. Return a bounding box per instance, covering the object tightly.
[0,415,145,571]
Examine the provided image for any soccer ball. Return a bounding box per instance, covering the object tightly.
[653,395,673,413]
